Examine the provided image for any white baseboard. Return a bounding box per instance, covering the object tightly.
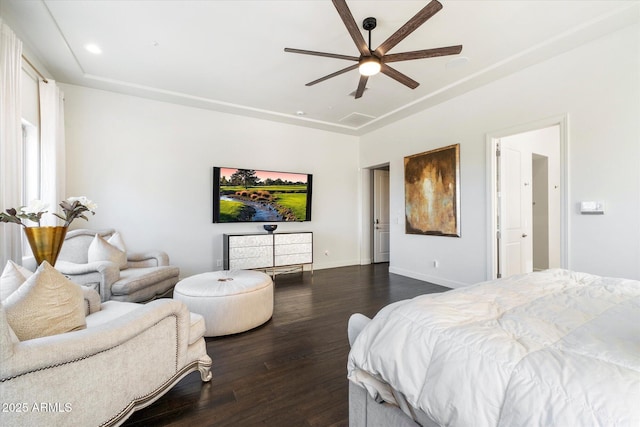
[313,259,362,271]
[389,266,469,289]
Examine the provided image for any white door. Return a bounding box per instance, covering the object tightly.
[489,123,564,280]
[499,140,533,278]
[373,169,390,263]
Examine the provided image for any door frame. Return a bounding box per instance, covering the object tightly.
[373,168,390,263]
[486,115,570,279]
[360,163,390,265]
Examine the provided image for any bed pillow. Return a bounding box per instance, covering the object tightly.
[88,234,127,270]
[0,260,33,301]
[3,261,86,341]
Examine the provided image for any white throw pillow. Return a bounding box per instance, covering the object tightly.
[107,232,128,269]
[0,260,33,301]
[0,302,17,361]
[88,234,127,269]
[108,231,126,251]
[3,262,86,341]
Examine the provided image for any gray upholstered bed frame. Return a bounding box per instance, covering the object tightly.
[349,382,424,427]
[348,314,441,427]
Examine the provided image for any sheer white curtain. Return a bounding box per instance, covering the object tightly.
[0,20,23,266]
[39,79,65,226]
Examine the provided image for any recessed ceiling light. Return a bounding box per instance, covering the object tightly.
[84,43,102,55]
[296,111,306,116]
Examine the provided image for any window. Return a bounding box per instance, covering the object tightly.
[21,119,40,257]
[22,120,40,204]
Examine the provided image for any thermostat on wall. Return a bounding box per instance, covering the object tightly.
[580,201,605,214]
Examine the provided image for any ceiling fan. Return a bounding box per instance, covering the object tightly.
[284,0,463,99]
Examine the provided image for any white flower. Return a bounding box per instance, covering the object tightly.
[67,196,98,212]
[85,200,98,212]
[21,199,49,214]
[3,196,97,228]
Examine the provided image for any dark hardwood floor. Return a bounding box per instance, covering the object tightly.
[123,264,448,427]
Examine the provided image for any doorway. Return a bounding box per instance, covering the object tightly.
[372,168,390,263]
[487,117,568,279]
[359,164,391,266]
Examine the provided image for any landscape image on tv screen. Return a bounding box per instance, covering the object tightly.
[213,167,312,223]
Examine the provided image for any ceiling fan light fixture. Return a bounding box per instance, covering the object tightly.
[359,57,381,76]
[284,0,462,98]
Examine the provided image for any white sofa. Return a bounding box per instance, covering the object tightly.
[0,289,212,426]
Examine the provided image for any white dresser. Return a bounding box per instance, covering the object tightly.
[224,232,313,273]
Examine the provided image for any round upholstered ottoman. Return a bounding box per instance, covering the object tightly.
[173,270,273,337]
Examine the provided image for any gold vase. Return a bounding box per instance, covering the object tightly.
[24,226,68,266]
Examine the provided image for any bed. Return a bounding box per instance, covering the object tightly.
[347,269,640,427]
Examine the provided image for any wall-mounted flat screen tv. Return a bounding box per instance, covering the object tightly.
[213,167,313,223]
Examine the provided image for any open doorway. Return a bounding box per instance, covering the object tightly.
[487,117,568,279]
[372,167,390,263]
[360,164,391,265]
[532,153,550,271]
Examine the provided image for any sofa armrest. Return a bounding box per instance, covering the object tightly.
[0,299,191,380]
[127,250,170,267]
[55,260,120,301]
[56,260,118,276]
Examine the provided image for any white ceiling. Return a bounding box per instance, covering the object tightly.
[2,0,638,135]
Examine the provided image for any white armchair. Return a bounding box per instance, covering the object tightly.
[0,289,212,427]
[55,229,179,303]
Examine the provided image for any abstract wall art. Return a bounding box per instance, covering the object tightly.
[404,144,461,237]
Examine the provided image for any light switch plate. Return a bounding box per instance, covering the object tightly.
[580,201,605,214]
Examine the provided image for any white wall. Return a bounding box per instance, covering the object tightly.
[62,84,360,277]
[62,24,639,284]
[360,23,640,286]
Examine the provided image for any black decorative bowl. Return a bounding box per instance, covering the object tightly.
[263,224,278,233]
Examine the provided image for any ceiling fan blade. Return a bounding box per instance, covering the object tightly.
[355,75,369,99]
[375,0,443,57]
[332,0,371,57]
[284,48,359,62]
[381,64,419,89]
[383,45,463,63]
[305,63,359,86]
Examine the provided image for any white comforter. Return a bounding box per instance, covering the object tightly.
[347,269,640,426]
